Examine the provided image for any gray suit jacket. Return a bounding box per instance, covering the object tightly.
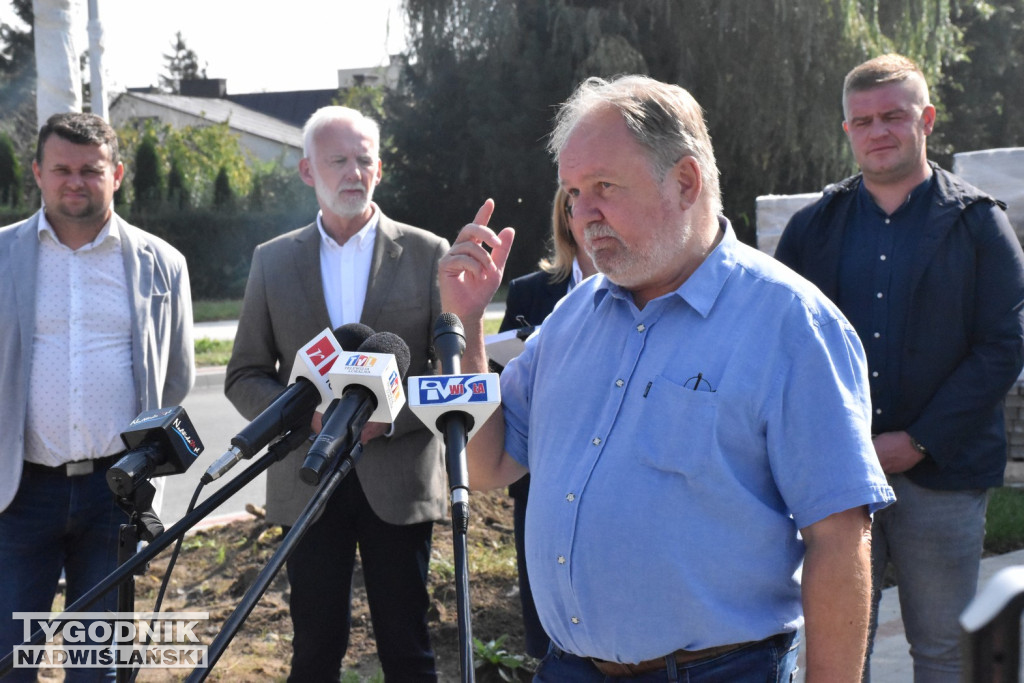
[0,211,195,513]
[224,214,449,526]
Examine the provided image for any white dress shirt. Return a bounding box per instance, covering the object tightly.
[317,205,378,330]
[24,213,136,466]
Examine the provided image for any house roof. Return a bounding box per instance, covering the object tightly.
[113,91,303,149]
[226,89,339,128]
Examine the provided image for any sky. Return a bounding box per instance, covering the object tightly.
[1,0,407,94]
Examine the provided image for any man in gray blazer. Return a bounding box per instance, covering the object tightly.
[225,106,448,682]
[0,112,194,682]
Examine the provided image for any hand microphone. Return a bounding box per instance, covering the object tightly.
[299,331,411,485]
[202,324,375,483]
[107,406,205,498]
[407,312,501,531]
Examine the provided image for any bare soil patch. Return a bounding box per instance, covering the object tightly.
[39,490,531,682]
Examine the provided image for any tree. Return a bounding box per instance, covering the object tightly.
[386,0,967,277]
[132,133,164,207]
[935,0,1024,163]
[0,130,22,207]
[159,31,207,94]
[0,0,33,76]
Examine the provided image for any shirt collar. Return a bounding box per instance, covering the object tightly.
[857,172,935,218]
[591,216,736,318]
[317,203,380,251]
[37,209,120,251]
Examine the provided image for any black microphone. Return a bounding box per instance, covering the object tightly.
[432,313,472,526]
[107,406,204,498]
[202,323,375,483]
[300,332,412,485]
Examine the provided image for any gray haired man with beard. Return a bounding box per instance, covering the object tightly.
[226,106,448,682]
[438,76,894,682]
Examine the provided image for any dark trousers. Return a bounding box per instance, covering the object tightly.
[285,470,436,683]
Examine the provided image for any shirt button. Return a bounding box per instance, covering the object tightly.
[876,292,884,299]
[571,617,581,624]
[885,218,891,225]
[615,379,624,388]
[592,437,601,446]
[880,254,887,261]
[872,371,879,378]
[873,332,881,339]
[557,555,566,564]
[636,324,646,332]
[875,408,883,415]
[566,493,576,502]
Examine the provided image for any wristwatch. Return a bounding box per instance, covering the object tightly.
[909,436,929,456]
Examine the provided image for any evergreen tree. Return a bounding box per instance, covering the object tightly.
[0,131,21,207]
[160,31,208,94]
[132,134,164,208]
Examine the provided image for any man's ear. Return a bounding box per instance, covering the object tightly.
[673,156,703,211]
[298,158,315,188]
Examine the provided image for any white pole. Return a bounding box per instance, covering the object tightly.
[32,0,81,127]
[87,0,107,119]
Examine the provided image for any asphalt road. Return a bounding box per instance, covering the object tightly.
[156,367,266,529]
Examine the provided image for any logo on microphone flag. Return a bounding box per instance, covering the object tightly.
[305,334,340,376]
[416,376,492,404]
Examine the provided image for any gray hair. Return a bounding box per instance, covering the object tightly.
[301,106,381,160]
[548,75,722,215]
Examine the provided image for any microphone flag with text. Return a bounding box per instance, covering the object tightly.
[203,323,374,483]
[408,313,501,525]
[106,406,204,498]
[299,331,410,485]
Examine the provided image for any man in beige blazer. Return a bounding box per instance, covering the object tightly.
[225,107,448,682]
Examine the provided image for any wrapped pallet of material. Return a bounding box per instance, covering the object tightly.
[954,148,1024,242]
[754,192,821,257]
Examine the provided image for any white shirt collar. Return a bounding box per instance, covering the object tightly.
[316,203,380,251]
[37,209,120,251]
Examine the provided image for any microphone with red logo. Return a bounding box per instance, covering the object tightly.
[299,332,410,485]
[202,324,374,483]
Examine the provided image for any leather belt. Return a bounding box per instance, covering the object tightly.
[24,452,125,477]
[588,633,785,677]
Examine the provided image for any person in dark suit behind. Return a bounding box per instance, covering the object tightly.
[498,186,596,659]
[225,106,448,682]
[775,54,1024,681]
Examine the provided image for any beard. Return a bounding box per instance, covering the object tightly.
[584,220,692,290]
[316,179,373,219]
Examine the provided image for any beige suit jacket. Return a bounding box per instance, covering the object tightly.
[224,214,449,526]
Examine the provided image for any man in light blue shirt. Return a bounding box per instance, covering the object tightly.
[440,75,894,682]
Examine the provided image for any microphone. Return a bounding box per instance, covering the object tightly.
[107,406,205,498]
[299,332,411,485]
[202,324,374,484]
[407,313,501,530]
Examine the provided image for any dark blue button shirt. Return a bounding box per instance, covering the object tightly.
[838,175,935,432]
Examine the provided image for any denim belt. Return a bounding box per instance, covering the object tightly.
[587,633,788,677]
[23,451,125,477]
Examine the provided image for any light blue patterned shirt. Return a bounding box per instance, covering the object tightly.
[500,218,894,663]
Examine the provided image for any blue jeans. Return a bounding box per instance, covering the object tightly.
[0,464,124,682]
[535,633,799,682]
[865,474,988,683]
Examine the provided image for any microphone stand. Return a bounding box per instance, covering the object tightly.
[0,428,309,678]
[445,414,476,683]
[187,441,365,682]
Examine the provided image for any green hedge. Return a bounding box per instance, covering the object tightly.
[0,205,318,300]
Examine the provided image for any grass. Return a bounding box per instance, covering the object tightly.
[191,301,504,367]
[985,486,1024,554]
[193,299,243,323]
